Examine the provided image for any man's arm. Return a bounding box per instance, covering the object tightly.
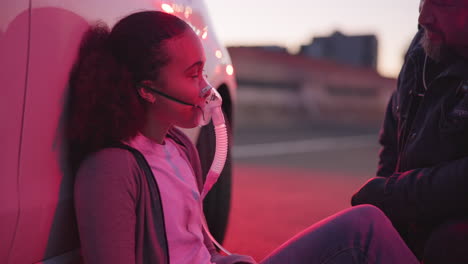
[353,157,468,224]
[377,92,399,177]
[385,158,468,221]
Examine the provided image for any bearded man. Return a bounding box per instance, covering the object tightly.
[351,1,468,263]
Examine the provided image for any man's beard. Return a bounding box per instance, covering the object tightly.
[419,31,453,63]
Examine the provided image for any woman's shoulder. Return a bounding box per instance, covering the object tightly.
[74,147,142,223]
[76,147,143,186]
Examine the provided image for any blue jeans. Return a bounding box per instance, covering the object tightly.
[260,205,419,264]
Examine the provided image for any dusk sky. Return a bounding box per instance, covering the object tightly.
[204,0,421,78]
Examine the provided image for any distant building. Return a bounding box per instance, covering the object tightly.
[299,31,378,69]
[231,45,288,53]
[227,46,395,127]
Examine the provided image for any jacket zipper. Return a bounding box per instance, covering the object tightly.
[396,87,427,172]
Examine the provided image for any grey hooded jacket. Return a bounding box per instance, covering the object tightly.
[74,128,256,264]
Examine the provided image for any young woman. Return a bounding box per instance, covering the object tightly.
[68,11,419,264]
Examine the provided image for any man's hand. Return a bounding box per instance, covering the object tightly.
[351,177,387,209]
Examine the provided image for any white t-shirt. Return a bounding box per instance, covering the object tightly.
[125,133,213,264]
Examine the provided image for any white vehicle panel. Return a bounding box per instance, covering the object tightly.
[7,6,90,263]
[1,0,236,263]
[0,0,29,263]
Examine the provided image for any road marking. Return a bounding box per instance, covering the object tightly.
[233,134,377,158]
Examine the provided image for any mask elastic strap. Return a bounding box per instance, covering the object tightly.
[138,83,196,106]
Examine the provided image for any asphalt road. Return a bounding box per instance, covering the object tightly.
[222,122,382,261]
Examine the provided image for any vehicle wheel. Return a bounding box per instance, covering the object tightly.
[196,112,232,244]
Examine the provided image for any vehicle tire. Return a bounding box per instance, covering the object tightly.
[196,112,232,244]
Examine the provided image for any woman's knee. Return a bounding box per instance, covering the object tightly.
[338,205,399,241]
[345,205,389,226]
[322,205,392,243]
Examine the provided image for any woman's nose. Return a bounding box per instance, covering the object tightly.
[199,77,212,96]
[200,75,209,88]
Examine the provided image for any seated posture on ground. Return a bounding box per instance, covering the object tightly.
[68,11,419,264]
[352,1,468,263]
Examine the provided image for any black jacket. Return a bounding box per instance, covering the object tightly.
[378,28,468,255]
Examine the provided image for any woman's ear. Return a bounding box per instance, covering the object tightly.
[138,85,156,104]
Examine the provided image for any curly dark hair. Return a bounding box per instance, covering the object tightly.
[65,11,190,172]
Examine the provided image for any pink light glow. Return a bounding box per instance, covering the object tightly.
[161,4,174,13]
[226,64,234,75]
